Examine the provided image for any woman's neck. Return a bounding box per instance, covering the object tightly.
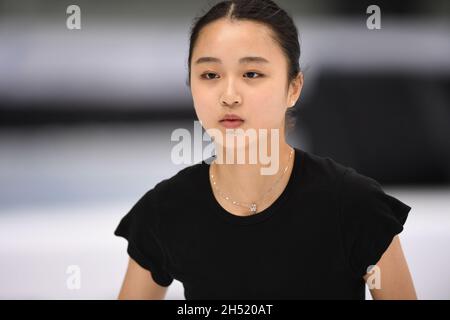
[211,141,294,204]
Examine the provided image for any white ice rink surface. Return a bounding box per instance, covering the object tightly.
[0,124,449,299]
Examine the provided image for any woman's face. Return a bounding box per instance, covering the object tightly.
[190,18,302,147]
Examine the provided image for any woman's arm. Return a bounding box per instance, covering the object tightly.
[117,257,169,300]
[363,235,417,300]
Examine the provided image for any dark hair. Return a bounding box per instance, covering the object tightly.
[186,0,301,134]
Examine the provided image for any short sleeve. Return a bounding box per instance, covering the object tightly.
[338,167,412,279]
[114,188,174,287]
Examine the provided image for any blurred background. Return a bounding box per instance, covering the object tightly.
[0,0,449,299]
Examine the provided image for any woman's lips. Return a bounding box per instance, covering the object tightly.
[219,119,245,129]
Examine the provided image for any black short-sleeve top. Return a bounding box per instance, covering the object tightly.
[114,147,411,299]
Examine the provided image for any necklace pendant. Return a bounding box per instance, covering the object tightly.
[250,203,257,214]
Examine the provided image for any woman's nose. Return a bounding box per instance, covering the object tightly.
[220,97,241,107]
[220,78,242,107]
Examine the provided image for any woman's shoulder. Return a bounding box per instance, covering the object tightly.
[301,150,387,197]
[298,149,349,188]
[149,159,208,203]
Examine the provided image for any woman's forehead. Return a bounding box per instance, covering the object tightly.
[193,20,283,65]
[197,19,275,46]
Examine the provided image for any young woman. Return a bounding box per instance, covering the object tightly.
[114,0,417,300]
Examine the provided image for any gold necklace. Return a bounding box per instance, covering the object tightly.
[210,147,294,214]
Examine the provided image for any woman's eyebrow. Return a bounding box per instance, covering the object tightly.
[194,56,270,65]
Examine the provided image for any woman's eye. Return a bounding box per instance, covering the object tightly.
[200,72,218,80]
[200,71,263,80]
[244,72,263,79]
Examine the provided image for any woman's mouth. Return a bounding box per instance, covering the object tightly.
[219,119,245,129]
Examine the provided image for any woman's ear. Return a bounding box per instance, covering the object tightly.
[288,72,304,107]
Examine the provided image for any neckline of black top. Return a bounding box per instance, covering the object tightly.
[201,146,305,226]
